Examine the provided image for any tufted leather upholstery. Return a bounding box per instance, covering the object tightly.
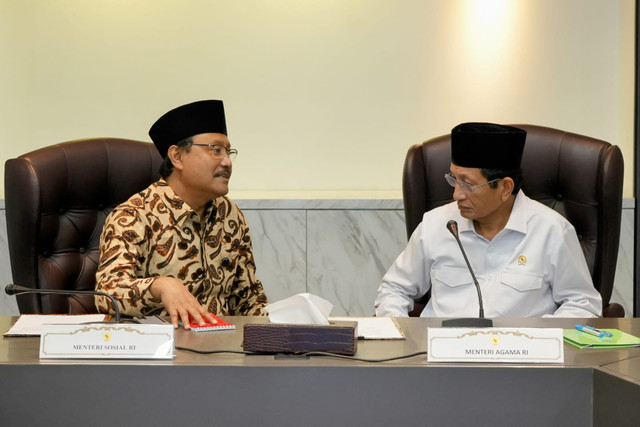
[5,138,162,314]
[403,124,625,317]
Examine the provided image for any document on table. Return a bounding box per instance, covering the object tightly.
[329,316,405,340]
[4,314,107,336]
[563,328,640,349]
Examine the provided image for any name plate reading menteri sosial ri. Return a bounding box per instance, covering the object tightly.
[427,327,564,363]
[40,324,174,359]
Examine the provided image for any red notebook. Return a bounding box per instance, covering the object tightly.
[180,313,236,332]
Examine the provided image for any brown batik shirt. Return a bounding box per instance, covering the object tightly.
[95,180,268,317]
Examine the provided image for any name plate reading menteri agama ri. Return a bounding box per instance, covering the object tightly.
[427,327,564,363]
[40,324,174,359]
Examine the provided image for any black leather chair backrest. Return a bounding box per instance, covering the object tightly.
[5,138,162,314]
[402,124,625,317]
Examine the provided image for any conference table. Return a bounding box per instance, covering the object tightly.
[1,316,639,427]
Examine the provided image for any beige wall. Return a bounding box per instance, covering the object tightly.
[0,0,635,199]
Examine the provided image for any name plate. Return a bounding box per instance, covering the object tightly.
[427,327,564,363]
[40,324,175,359]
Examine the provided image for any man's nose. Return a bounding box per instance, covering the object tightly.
[453,184,466,201]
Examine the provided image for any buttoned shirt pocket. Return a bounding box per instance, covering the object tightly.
[431,266,477,316]
[494,271,544,316]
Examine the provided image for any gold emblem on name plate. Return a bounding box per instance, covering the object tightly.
[490,336,500,346]
[517,255,527,266]
[102,332,113,342]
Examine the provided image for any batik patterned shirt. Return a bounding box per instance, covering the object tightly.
[95,180,268,317]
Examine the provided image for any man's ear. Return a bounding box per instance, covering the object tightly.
[501,177,515,200]
[167,145,183,171]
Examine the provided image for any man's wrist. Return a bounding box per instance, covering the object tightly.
[149,278,164,299]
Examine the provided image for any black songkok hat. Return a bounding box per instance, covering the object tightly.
[149,100,227,158]
[451,122,526,170]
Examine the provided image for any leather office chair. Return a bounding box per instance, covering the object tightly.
[5,138,162,314]
[402,124,625,317]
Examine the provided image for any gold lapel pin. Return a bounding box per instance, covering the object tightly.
[517,255,527,266]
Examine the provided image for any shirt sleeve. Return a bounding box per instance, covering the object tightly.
[546,224,603,318]
[94,207,162,317]
[375,221,431,317]
[225,208,269,316]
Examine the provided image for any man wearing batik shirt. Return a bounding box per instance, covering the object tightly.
[95,100,268,328]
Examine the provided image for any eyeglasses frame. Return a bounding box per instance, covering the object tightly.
[190,143,238,160]
[444,173,501,194]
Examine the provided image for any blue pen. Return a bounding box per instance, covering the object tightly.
[583,325,614,337]
[575,324,605,338]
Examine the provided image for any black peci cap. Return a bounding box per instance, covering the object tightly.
[451,122,526,170]
[149,100,227,158]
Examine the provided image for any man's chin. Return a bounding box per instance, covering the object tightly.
[211,184,229,198]
[458,209,474,219]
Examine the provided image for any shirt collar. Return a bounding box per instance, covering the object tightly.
[153,180,218,225]
[503,190,527,234]
[455,190,527,235]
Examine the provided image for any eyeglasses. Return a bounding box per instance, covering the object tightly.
[191,144,238,161]
[444,173,500,194]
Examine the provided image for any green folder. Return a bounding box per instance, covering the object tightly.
[563,328,640,349]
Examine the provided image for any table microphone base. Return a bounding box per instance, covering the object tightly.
[442,318,493,328]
